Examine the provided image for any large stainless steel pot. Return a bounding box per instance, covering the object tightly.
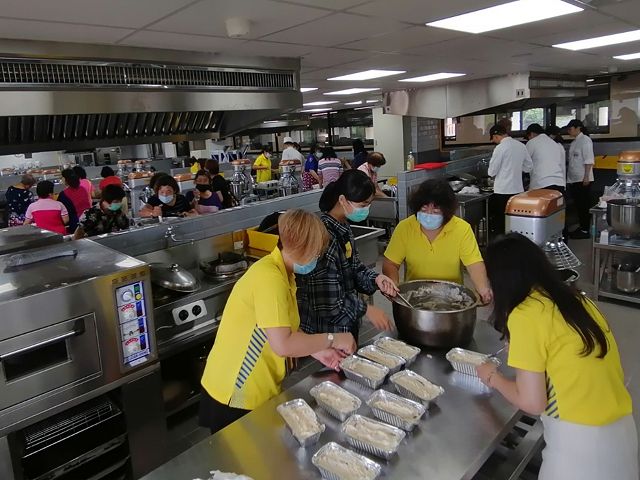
[392,280,479,349]
[607,199,640,238]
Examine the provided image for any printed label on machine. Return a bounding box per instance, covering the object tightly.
[115,281,151,368]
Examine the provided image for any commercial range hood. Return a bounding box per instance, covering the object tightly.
[0,41,301,154]
[383,72,588,119]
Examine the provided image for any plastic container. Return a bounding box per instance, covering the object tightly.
[246,226,278,252]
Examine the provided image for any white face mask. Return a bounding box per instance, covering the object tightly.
[265,152,271,159]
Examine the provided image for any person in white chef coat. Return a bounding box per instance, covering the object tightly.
[280,136,305,163]
[487,124,533,236]
[525,123,566,192]
[565,119,595,239]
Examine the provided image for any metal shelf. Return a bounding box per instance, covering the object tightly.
[593,242,640,254]
[597,277,640,305]
[593,240,640,305]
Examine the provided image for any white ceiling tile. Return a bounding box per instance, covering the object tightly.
[0,18,132,44]
[272,0,371,10]
[339,26,463,52]
[263,12,406,47]
[347,0,511,24]
[597,0,640,24]
[301,47,371,68]
[220,40,313,57]
[406,37,545,62]
[529,20,634,46]
[0,0,195,29]
[120,31,245,53]
[151,0,330,40]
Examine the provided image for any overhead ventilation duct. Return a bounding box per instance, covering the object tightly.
[0,55,300,154]
[383,72,588,119]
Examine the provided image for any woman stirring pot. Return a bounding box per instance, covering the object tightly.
[383,178,492,304]
[477,233,637,480]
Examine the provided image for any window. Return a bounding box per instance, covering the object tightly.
[508,108,545,132]
[444,117,456,139]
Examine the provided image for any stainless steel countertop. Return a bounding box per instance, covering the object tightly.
[142,321,519,480]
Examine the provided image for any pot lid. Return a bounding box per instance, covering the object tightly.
[150,263,200,292]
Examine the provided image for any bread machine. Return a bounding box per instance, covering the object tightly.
[506,189,581,269]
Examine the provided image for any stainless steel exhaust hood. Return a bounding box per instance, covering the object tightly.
[383,72,588,119]
[0,42,301,154]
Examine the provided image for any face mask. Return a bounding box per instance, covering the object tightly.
[158,194,174,204]
[417,211,444,230]
[371,166,380,173]
[293,257,318,275]
[108,202,122,212]
[265,153,271,159]
[345,202,370,222]
[195,184,210,193]
[316,151,323,159]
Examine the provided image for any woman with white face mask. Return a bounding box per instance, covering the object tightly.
[357,152,387,198]
[383,178,492,304]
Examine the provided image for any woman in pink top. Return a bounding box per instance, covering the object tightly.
[73,166,94,202]
[357,152,387,198]
[58,169,92,233]
[317,146,343,187]
[24,181,69,235]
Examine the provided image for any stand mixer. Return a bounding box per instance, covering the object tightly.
[230,159,253,203]
[505,189,581,270]
[604,151,640,200]
[278,160,300,197]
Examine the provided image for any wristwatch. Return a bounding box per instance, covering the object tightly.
[327,333,334,348]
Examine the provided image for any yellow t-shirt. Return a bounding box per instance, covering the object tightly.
[384,215,483,284]
[507,290,632,426]
[190,162,200,174]
[201,248,299,410]
[253,154,272,183]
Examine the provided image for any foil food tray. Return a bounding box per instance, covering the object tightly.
[341,414,405,460]
[276,398,324,447]
[357,345,406,375]
[312,442,382,480]
[366,390,426,431]
[389,370,444,406]
[373,337,420,366]
[446,348,500,377]
[340,355,389,390]
[309,381,361,422]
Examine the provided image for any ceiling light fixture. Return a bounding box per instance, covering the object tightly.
[344,101,363,105]
[427,0,582,34]
[354,106,372,111]
[301,108,332,112]
[399,72,466,82]
[300,87,318,92]
[366,99,381,103]
[328,70,406,81]
[554,29,640,51]
[324,88,380,96]
[303,101,339,106]
[613,51,640,60]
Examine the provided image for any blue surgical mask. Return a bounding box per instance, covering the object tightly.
[108,202,122,212]
[158,194,174,204]
[316,151,323,159]
[293,257,318,275]
[345,203,370,222]
[417,211,444,230]
[371,166,380,173]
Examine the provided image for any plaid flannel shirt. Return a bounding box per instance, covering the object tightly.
[297,213,378,334]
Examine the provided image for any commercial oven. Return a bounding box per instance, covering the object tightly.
[0,239,161,480]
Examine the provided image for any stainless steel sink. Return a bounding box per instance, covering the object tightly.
[351,225,385,267]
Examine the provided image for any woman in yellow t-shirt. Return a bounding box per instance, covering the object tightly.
[198,209,357,434]
[476,233,637,480]
[253,146,273,183]
[382,178,492,304]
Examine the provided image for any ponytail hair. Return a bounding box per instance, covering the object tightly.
[319,169,375,212]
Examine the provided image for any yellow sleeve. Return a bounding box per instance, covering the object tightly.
[253,155,268,169]
[254,272,295,329]
[506,303,548,373]
[384,220,408,265]
[459,222,483,266]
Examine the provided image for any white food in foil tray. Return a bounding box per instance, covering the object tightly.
[278,400,323,440]
[448,349,489,366]
[393,372,443,400]
[314,444,380,480]
[369,395,422,423]
[375,338,418,359]
[343,416,403,452]
[312,383,360,414]
[343,357,387,381]
[358,346,403,369]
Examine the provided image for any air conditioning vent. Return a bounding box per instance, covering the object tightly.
[0,59,296,91]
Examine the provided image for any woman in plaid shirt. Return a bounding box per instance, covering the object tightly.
[296,170,398,367]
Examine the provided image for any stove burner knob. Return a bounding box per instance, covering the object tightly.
[192,305,202,316]
[121,290,134,302]
[178,310,189,322]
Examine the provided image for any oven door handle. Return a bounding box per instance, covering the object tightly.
[0,329,80,361]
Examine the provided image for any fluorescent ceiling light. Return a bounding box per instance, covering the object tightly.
[300,87,318,92]
[586,78,595,82]
[614,51,640,60]
[400,72,466,83]
[427,0,582,34]
[303,101,339,106]
[301,108,331,112]
[554,29,640,51]
[324,88,380,95]
[328,70,405,81]
[311,112,328,117]
[344,100,363,105]
[366,99,381,103]
[354,106,372,110]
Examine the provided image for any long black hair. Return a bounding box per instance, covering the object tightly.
[485,233,608,358]
[319,169,374,212]
[61,168,81,189]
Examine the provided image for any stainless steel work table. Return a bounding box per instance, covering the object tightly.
[142,321,524,480]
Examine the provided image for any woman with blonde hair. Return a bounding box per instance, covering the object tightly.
[199,209,357,433]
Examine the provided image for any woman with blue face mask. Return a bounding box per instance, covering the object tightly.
[357,152,387,198]
[383,178,493,304]
[296,170,399,368]
[140,175,197,218]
